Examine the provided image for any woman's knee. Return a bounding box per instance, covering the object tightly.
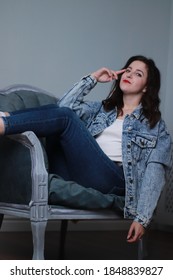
[56,106,77,119]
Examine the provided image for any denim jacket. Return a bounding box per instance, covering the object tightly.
[58,75,172,227]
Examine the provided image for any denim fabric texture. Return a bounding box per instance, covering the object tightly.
[58,75,172,227]
[4,105,126,196]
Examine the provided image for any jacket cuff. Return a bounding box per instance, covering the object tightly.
[81,74,97,85]
[134,215,152,228]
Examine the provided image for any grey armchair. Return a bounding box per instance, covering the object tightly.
[0,85,146,260]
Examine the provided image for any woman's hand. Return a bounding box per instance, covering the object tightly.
[127,221,145,243]
[91,67,126,83]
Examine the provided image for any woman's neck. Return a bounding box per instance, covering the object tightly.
[117,96,141,119]
[123,94,141,109]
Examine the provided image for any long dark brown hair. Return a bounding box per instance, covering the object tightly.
[102,55,161,128]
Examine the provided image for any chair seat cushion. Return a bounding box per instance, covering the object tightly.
[48,174,125,212]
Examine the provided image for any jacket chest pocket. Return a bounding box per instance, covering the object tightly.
[131,135,157,162]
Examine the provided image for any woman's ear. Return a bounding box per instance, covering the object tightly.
[142,87,147,93]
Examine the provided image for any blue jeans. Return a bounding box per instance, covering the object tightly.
[3,104,125,195]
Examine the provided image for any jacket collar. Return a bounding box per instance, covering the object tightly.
[131,104,143,119]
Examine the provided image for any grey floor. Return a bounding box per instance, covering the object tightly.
[0,229,173,260]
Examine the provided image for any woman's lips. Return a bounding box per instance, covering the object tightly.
[123,79,131,84]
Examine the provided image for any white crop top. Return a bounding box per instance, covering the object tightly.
[96,118,123,162]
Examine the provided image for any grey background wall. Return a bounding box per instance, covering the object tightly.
[0,0,173,136]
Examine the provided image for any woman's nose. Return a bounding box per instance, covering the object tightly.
[126,72,132,78]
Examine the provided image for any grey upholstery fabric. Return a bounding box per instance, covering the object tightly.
[0,136,32,204]
[48,174,125,212]
[0,88,58,111]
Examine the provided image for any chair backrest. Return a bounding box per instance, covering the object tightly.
[0,84,58,112]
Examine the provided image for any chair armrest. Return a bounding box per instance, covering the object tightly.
[8,131,49,204]
[0,132,48,206]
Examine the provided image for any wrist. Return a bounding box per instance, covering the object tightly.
[90,72,99,82]
[89,74,98,83]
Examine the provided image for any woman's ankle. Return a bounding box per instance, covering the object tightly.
[0,112,10,117]
[0,112,9,117]
[0,118,5,135]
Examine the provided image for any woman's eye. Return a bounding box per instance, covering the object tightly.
[136,72,142,77]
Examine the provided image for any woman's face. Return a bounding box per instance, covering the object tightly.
[120,60,148,95]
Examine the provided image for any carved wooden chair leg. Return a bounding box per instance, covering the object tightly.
[0,214,4,229]
[138,235,148,259]
[31,220,47,260]
[59,220,68,259]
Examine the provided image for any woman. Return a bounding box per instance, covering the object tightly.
[0,55,172,243]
